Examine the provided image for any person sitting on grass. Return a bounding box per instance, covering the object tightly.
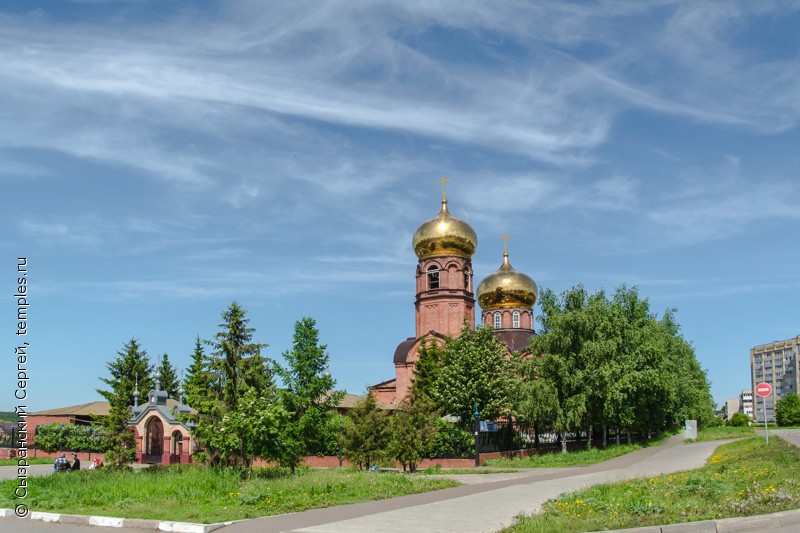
[53,453,70,472]
[71,453,81,471]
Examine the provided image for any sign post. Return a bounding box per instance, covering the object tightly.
[755,382,773,445]
[474,404,480,467]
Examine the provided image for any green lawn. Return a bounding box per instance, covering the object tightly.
[688,425,756,442]
[506,437,800,533]
[416,466,522,475]
[0,465,459,523]
[485,443,646,468]
[0,457,52,466]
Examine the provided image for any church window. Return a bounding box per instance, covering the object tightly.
[513,311,520,328]
[427,265,440,289]
[494,312,501,329]
[464,270,471,290]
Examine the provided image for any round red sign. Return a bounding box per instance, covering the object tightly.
[755,382,772,398]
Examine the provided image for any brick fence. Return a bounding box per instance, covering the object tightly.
[1,447,542,467]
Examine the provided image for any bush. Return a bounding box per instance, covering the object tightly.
[775,394,800,426]
[729,412,750,427]
[35,423,107,452]
[429,419,474,459]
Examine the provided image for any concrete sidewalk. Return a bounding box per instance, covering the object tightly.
[219,435,722,533]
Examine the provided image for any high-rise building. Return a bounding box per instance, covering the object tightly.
[750,335,800,423]
[740,389,753,419]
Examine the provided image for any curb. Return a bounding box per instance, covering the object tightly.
[1,509,232,532]
[596,508,800,533]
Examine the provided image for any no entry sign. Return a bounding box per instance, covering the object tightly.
[756,382,772,398]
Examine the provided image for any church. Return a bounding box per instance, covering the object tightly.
[371,183,538,406]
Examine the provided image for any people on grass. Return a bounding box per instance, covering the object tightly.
[53,452,70,472]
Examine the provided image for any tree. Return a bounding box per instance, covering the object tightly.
[411,337,443,399]
[775,393,800,426]
[183,336,217,411]
[276,317,344,474]
[96,338,153,468]
[193,301,275,467]
[341,394,389,469]
[156,353,180,398]
[182,336,219,462]
[513,359,559,449]
[209,387,286,469]
[431,324,514,428]
[207,301,271,412]
[387,394,440,472]
[97,337,153,406]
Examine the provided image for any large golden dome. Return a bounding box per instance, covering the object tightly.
[477,252,537,309]
[412,199,477,259]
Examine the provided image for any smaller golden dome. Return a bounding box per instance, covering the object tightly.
[477,252,537,309]
[412,199,478,259]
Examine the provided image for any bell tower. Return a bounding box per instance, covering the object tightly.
[411,178,477,336]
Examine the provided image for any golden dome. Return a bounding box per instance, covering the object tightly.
[476,252,537,309]
[412,199,478,259]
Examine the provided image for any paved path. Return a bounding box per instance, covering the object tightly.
[220,435,722,533]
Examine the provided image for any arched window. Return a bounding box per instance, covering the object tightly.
[427,265,440,289]
[513,311,520,328]
[494,312,501,329]
[463,269,471,290]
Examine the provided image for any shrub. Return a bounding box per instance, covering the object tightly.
[729,412,750,427]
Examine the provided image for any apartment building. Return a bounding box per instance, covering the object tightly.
[740,389,753,419]
[750,335,800,423]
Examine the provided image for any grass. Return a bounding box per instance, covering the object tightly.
[416,466,521,475]
[0,465,459,523]
[688,425,756,442]
[485,442,646,468]
[0,457,52,466]
[506,437,800,533]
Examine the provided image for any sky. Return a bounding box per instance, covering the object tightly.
[2,0,799,413]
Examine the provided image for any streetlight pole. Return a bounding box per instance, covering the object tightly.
[474,404,480,467]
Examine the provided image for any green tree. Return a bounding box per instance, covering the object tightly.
[96,338,153,468]
[513,359,559,449]
[210,387,286,469]
[341,394,389,469]
[411,337,443,399]
[182,336,219,462]
[193,301,275,467]
[387,394,440,472]
[207,301,271,412]
[276,317,344,474]
[432,324,513,428]
[156,352,180,398]
[775,393,800,426]
[531,287,592,452]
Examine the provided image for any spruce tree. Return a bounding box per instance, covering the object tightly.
[207,301,271,411]
[341,394,389,469]
[194,301,276,467]
[96,338,153,468]
[184,335,217,409]
[156,353,180,398]
[277,317,344,473]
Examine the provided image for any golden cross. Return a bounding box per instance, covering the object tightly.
[501,233,511,254]
[437,176,450,199]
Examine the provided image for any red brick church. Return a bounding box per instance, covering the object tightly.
[370,184,538,405]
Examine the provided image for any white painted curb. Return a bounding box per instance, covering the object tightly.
[30,511,61,522]
[89,515,125,527]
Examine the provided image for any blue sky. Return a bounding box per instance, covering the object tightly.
[2,1,799,412]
